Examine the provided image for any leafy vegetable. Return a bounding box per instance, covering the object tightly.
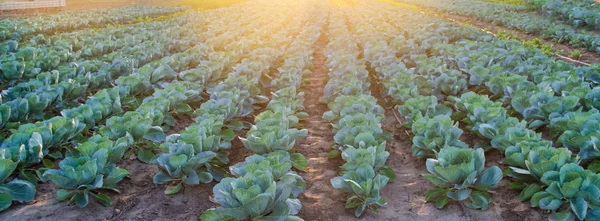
[42,134,133,208]
[424,147,502,210]
[397,96,452,128]
[0,149,35,212]
[531,164,600,221]
[411,115,468,159]
[200,170,303,221]
[331,165,390,217]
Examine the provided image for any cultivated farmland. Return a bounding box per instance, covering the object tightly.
[1,0,600,220]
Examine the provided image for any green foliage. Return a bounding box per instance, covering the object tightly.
[200,170,303,221]
[240,111,309,160]
[152,142,216,194]
[62,88,123,129]
[584,88,600,110]
[511,91,580,130]
[331,165,390,217]
[1,117,86,167]
[571,50,581,59]
[522,38,554,56]
[152,116,234,194]
[550,109,600,156]
[397,96,452,128]
[411,115,468,159]
[489,120,542,151]
[42,135,133,208]
[230,151,306,197]
[340,143,390,174]
[541,0,600,29]
[524,0,548,9]
[323,95,384,123]
[531,164,600,221]
[0,150,35,212]
[424,147,502,210]
[431,73,469,99]
[505,143,577,201]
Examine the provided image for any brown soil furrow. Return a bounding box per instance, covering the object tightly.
[296,29,348,221]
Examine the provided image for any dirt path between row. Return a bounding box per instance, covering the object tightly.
[295,27,349,220]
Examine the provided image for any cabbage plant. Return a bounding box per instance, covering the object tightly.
[431,73,468,99]
[531,164,600,221]
[424,147,502,210]
[411,115,468,159]
[200,170,303,221]
[1,117,86,168]
[511,91,580,129]
[550,109,600,152]
[340,143,389,173]
[0,149,35,212]
[332,114,387,150]
[505,143,577,201]
[152,114,234,194]
[397,96,451,128]
[487,120,541,151]
[42,135,132,208]
[331,165,390,217]
[152,143,217,195]
[322,95,384,123]
[230,151,306,198]
[240,112,308,153]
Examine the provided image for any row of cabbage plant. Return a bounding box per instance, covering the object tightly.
[0,12,199,84]
[397,0,600,54]
[438,40,600,162]
[0,2,277,212]
[0,5,189,42]
[348,1,503,211]
[0,19,206,132]
[320,8,395,218]
[149,2,306,200]
[0,7,271,135]
[34,4,289,209]
[360,2,600,220]
[364,0,600,164]
[201,5,326,219]
[529,0,600,30]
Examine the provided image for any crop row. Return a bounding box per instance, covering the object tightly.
[321,7,395,218]
[397,0,600,54]
[355,1,600,219]
[530,0,600,30]
[0,5,189,43]
[39,2,288,207]
[0,4,276,136]
[201,3,326,219]
[0,1,287,212]
[149,1,301,194]
[0,12,197,85]
[0,17,206,133]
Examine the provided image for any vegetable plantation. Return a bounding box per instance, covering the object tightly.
[1,0,600,220]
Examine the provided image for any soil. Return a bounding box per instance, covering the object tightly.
[295,28,347,220]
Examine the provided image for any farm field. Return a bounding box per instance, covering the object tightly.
[1,0,600,220]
